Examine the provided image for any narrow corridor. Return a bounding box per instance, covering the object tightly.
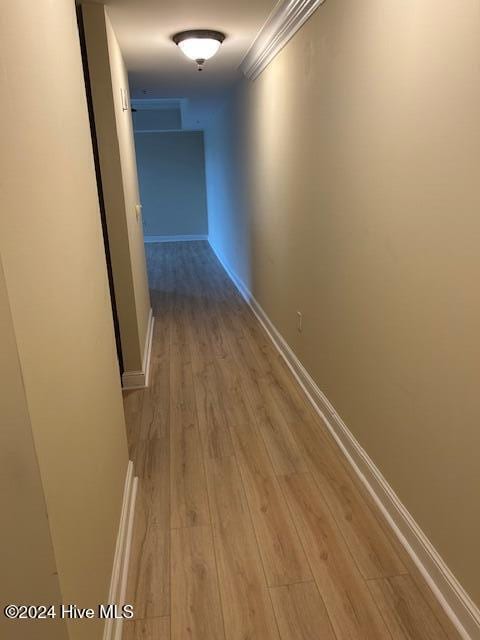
[122,241,459,640]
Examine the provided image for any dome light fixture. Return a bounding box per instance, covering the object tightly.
[173,30,226,71]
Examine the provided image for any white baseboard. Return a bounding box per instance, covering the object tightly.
[104,460,138,640]
[122,308,154,390]
[144,234,208,243]
[209,240,480,640]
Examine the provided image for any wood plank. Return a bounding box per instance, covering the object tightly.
[279,472,390,639]
[123,616,170,640]
[126,487,170,618]
[402,559,464,640]
[223,328,308,477]
[171,526,225,640]
[170,328,209,529]
[136,315,171,443]
[270,582,336,640]
[183,276,233,457]
[367,574,449,640]
[192,359,235,459]
[221,373,311,587]
[208,312,229,359]
[134,438,169,526]
[292,410,407,580]
[137,383,169,444]
[204,455,280,640]
[249,374,308,476]
[188,313,234,459]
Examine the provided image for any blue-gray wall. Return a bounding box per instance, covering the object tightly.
[135,131,208,238]
[133,108,181,131]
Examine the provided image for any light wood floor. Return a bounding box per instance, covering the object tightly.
[123,241,460,640]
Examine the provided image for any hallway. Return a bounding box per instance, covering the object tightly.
[2,1,480,638]
[122,241,459,640]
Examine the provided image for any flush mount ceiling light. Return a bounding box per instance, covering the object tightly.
[173,30,225,71]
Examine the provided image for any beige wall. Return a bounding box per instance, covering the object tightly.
[0,1,130,638]
[82,3,151,374]
[205,0,480,607]
[0,259,67,640]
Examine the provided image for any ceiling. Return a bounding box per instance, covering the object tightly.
[92,0,277,127]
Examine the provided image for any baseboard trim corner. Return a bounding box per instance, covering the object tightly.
[103,460,138,640]
[122,308,154,390]
[209,240,480,640]
[144,234,208,244]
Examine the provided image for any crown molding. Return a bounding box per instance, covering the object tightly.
[240,0,325,81]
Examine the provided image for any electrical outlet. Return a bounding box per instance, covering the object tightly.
[296,311,303,333]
